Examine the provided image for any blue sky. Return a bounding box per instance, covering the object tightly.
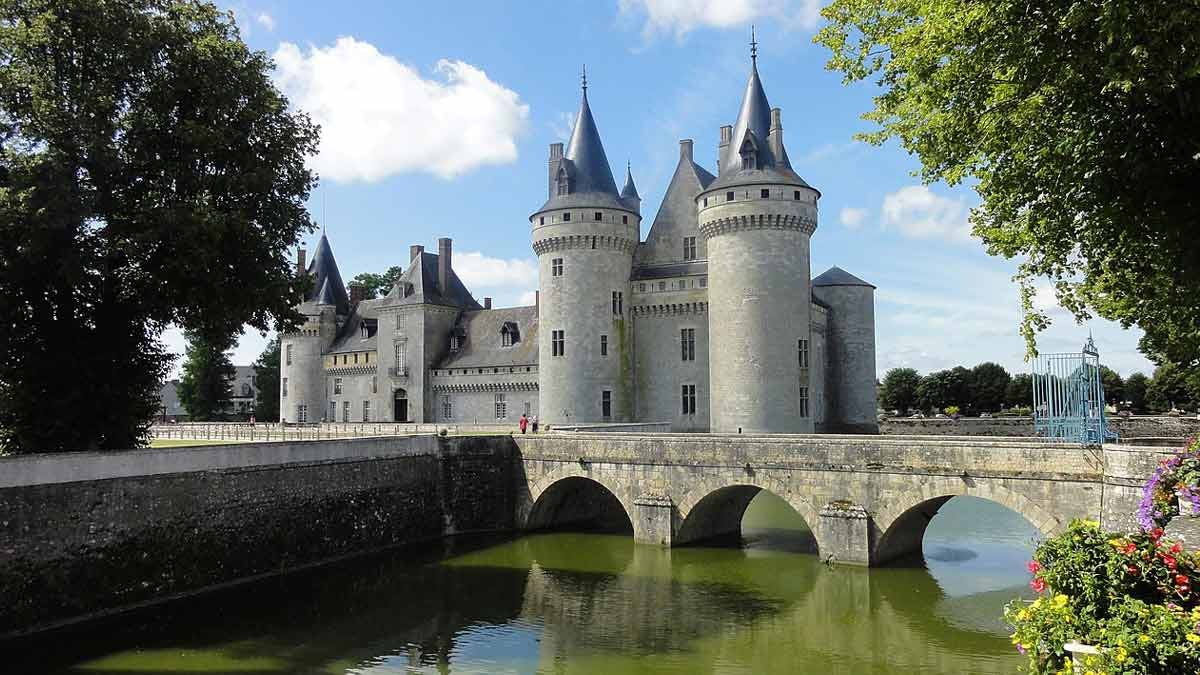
[165,0,1154,378]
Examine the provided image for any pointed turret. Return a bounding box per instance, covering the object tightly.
[563,85,619,197]
[621,163,640,201]
[723,58,778,174]
[304,233,350,314]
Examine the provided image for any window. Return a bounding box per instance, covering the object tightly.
[371,375,377,394]
[365,352,370,363]
[395,341,407,370]
[612,291,623,315]
[442,395,453,420]
[296,404,308,423]
[333,377,343,395]
[726,191,734,202]
[563,212,571,222]
[524,401,531,415]
[683,236,697,261]
[703,197,708,207]
[540,216,545,225]
[798,339,809,368]
[281,378,289,397]
[699,276,707,288]
[681,328,695,361]
[495,393,507,420]
[794,190,801,200]
[799,386,810,418]
[241,383,251,397]
[622,215,628,224]
[285,344,292,365]
[658,281,666,291]
[329,401,336,421]
[761,188,770,198]
[638,283,646,292]
[552,258,563,277]
[600,335,608,356]
[450,334,460,351]
[682,384,696,415]
[594,211,602,221]
[502,331,513,347]
[342,401,350,422]
[677,280,686,290]
[552,330,564,357]
[362,400,371,422]
[354,353,359,364]
[601,390,612,418]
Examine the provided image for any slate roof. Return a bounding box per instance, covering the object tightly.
[328,298,384,353]
[437,305,539,368]
[621,164,640,200]
[305,233,350,314]
[632,261,709,280]
[536,87,639,215]
[812,266,876,289]
[378,251,482,309]
[634,146,716,265]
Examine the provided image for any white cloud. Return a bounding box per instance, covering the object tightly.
[880,185,973,243]
[549,111,576,144]
[519,290,538,306]
[255,12,275,31]
[839,206,868,229]
[619,0,821,39]
[452,251,539,308]
[272,37,530,182]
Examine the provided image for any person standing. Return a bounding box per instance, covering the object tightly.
[518,413,528,434]
[531,415,539,434]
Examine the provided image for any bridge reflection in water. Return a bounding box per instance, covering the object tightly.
[23,496,1036,674]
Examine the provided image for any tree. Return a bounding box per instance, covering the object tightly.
[880,367,921,415]
[1147,364,1199,413]
[1006,373,1033,409]
[253,338,281,422]
[970,362,1011,413]
[816,1,1200,369]
[1099,367,1125,408]
[350,266,404,299]
[1125,373,1149,413]
[177,331,235,421]
[917,369,968,414]
[0,0,318,452]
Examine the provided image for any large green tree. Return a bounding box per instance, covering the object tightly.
[1124,372,1149,413]
[1099,366,1125,408]
[1146,364,1199,413]
[253,338,281,422]
[969,362,1011,413]
[880,367,921,415]
[177,330,234,421]
[817,1,1200,368]
[0,0,318,452]
[1005,373,1033,409]
[349,266,404,300]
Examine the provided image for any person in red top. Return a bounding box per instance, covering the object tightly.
[518,413,528,434]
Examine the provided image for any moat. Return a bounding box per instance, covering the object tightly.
[7,494,1036,674]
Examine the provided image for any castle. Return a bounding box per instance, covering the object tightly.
[280,50,878,433]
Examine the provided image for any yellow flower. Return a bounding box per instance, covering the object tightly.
[1017,609,1030,621]
[1139,634,1151,644]
[1116,647,1128,663]
[1054,594,1069,607]
[1187,633,1200,644]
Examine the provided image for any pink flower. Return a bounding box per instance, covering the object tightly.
[1031,578,1047,593]
[1027,560,1041,575]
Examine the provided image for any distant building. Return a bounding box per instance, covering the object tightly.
[157,366,259,421]
[280,47,878,433]
[158,380,186,422]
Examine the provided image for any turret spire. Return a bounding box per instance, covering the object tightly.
[563,71,619,196]
[721,33,791,176]
[581,64,587,93]
[621,161,640,201]
[750,25,757,65]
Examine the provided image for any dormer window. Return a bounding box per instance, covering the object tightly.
[556,166,573,196]
[739,134,759,170]
[501,322,520,347]
[360,324,368,338]
[450,334,461,352]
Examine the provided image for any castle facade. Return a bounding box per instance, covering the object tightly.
[280,54,878,433]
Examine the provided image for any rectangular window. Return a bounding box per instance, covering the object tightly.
[681,328,695,361]
[328,400,335,421]
[601,390,612,418]
[622,215,628,224]
[354,353,359,364]
[495,393,507,420]
[282,377,288,397]
[333,377,343,395]
[612,291,623,315]
[700,276,707,288]
[371,375,377,394]
[524,401,531,415]
[726,191,734,202]
[552,330,564,357]
[682,384,696,415]
[442,395,453,420]
[285,344,292,365]
[552,258,563,277]
[799,386,810,418]
[296,404,308,423]
[540,216,545,225]
[798,338,810,368]
[395,341,407,370]
[794,190,801,200]
[659,281,666,291]
[677,280,686,290]
[600,334,608,356]
[362,400,371,422]
[594,211,602,221]
[761,188,770,198]
[683,236,697,261]
[502,331,513,347]
[342,401,350,422]
[638,283,646,292]
[563,212,571,221]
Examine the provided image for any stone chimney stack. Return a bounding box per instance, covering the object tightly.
[768,108,784,163]
[680,139,693,162]
[718,125,733,175]
[548,142,564,196]
[484,297,492,310]
[410,244,424,263]
[297,248,307,275]
[348,282,366,306]
[437,237,452,293]
[535,290,540,309]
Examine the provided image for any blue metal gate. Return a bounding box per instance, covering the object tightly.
[1031,336,1117,444]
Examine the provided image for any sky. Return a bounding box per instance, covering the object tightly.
[163,0,1155,379]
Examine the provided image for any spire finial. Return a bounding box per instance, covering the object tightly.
[581,64,587,93]
[750,25,758,64]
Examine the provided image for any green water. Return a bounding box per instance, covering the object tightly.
[8,495,1038,674]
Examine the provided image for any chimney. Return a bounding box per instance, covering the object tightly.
[297,248,307,275]
[437,237,452,294]
[348,282,366,306]
[535,290,540,309]
[410,244,424,264]
[679,139,693,162]
[769,107,784,162]
[484,297,492,310]
[718,125,733,175]
[548,142,564,197]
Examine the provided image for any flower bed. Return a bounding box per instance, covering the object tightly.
[1139,436,1200,531]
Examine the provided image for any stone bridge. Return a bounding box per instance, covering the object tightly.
[511,433,1161,566]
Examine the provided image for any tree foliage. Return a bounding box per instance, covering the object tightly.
[969,362,1011,413]
[0,0,318,452]
[177,330,234,421]
[880,367,921,415]
[253,338,280,422]
[1098,366,1125,408]
[1006,373,1033,409]
[816,0,1200,368]
[349,266,404,300]
[1125,372,1149,413]
[1147,364,1200,413]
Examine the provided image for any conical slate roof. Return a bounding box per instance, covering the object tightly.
[812,266,875,289]
[565,90,619,197]
[723,60,778,175]
[305,233,350,313]
[621,164,640,200]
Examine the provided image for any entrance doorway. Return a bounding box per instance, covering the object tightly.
[393,389,408,422]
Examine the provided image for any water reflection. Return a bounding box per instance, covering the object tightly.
[9,496,1037,674]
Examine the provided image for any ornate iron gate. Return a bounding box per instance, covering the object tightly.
[1031,336,1117,444]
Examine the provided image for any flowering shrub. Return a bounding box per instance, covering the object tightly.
[1138,435,1200,531]
[1005,521,1200,673]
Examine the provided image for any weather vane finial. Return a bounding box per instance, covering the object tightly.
[581,64,587,93]
[750,25,758,63]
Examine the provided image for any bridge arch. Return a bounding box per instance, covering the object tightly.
[675,476,821,549]
[524,467,635,535]
[872,478,1061,566]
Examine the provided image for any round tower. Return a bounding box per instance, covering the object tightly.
[812,267,878,433]
[279,235,348,423]
[531,76,640,425]
[698,50,820,434]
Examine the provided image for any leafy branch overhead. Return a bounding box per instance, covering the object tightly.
[816,0,1200,367]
